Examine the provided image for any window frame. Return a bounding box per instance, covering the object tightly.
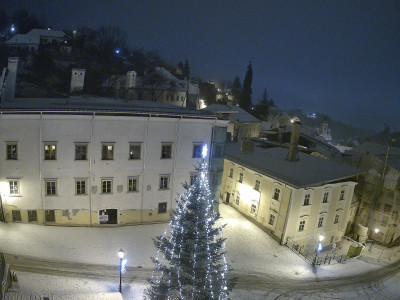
[268,214,275,226]
[298,220,306,231]
[75,179,87,195]
[28,210,38,222]
[339,189,345,200]
[229,167,233,178]
[322,191,329,203]
[273,188,281,201]
[238,172,243,183]
[6,142,18,160]
[75,143,88,161]
[129,143,141,160]
[161,143,172,159]
[192,143,204,158]
[9,180,20,196]
[334,214,340,224]
[45,179,57,196]
[128,176,139,192]
[159,175,170,190]
[318,216,324,228]
[303,194,311,206]
[101,178,113,194]
[158,202,167,214]
[12,210,22,222]
[44,142,57,160]
[101,143,114,160]
[250,203,257,216]
[235,195,240,205]
[45,209,55,222]
[254,179,261,191]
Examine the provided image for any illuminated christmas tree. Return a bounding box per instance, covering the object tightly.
[145,145,233,299]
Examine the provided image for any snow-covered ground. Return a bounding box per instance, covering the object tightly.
[1,204,399,299]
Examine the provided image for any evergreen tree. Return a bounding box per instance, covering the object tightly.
[145,148,233,299]
[231,76,242,106]
[240,62,253,111]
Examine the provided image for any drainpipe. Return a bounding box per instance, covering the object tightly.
[140,115,151,223]
[170,117,182,210]
[0,113,4,222]
[39,112,44,224]
[280,184,293,245]
[89,113,95,226]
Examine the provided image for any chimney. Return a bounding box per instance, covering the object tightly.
[286,118,301,162]
[4,57,19,102]
[241,140,254,153]
[70,68,86,94]
[126,71,137,90]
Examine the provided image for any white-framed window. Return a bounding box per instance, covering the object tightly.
[192,144,204,158]
[75,179,87,195]
[158,202,167,214]
[28,210,37,222]
[339,190,345,200]
[101,178,113,193]
[322,191,329,203]
[250,204,257,215]
[6,143,18,160]
[44,143,57,160]
[235,195,240,205]
[45,180,57,196]
[254,179,261,191]
[161,144,172,159]
[159,175,170,190]
[129,143,141,160]
[229,168,233,178]
[298,220,306,231]
[334,214,340,224]
[238,172,243,183]
[102,143,114,160]
[273,188,281,201]
[9,180,20,195]
[268,214,275,226]
[75,144,88,160]
[128,176,138,192]
[303,194,311,206]
[190,173,198,185]
[318,216,324,228]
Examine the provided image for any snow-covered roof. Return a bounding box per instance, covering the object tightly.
[203,104,260,124]
[225,142,362,188]
[27,28,66,38]
[346,142,400,156]
[6,34,40,45]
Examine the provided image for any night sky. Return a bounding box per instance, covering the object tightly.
[3,0,399,130]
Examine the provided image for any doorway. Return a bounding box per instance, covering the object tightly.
[226,192,230,204]
[99,209,118,224]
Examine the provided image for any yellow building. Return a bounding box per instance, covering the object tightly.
[221,142,362,250]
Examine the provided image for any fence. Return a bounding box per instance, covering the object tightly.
[285,237,348,267]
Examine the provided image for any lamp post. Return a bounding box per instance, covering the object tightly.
[118,248,125,293]
[312,235,324,267]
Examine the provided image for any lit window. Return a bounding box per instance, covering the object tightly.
[161,144,172,159]
[238,172,243,183]
[190,173,197,185]
[339,190,345,200]
[318,217,324,228]
[129,144,141,160]
[273,188,280,201]
[229,168,233,178]
[28,210,37,222]
[304,194,311,206]
[235,195,240,205]
[158,202,167,214]
[269,214,275,226]
[44,143,57,160]
[334,214,339,224]
[322,192,329,203]
[101,179,113,193]
[299,220,306,231]
[45,180,57,196]
[159,175,170,190]
[128,177,138,192]
[192,144,204,158]
[75,144,88,160]
[7,143,18,160]
[9,181,19,195]
[102,144,114,160]
[76,180,86,195]
[254,179,261,191]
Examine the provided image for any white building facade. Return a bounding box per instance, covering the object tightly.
[0,111,226,226]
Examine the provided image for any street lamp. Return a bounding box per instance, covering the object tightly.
[118,248,125,293]
[318,235,324,251]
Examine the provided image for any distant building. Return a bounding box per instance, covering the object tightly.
[316,121,332,141]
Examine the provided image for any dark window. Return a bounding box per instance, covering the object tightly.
[102,179,112,193]
[318,217,324,228]
[159,176,170,190]
[229,168,233,178]
[129,144,141,159]
[273,188,280,200]
[161,144,172,159]
[12,210,21,222]
[128,177,138,192]
[238,172,243,183]
[7,144,18,160]
[45,210,55,222]
[299,220,306,231]
[102,144,114,160]
[269,214,275,226]
[254,179,261,191]
[323,192,329,203]
[235,195,240,205]
[158,202,167,214]
[192,144,203,158]
[190,173,197,185]
[250,204,257,215]
[76,180,86,195]
[334,214,339,224]
[339,190,345,200]
[28,210,37,222]
[304,194,311,206]
[45,180,57,195]
[75,145,87,160]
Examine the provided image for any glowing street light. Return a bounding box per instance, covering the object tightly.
[10,24,15,33]
[115,49,120,55]
[117,248,126,293]
[374,228,379,234]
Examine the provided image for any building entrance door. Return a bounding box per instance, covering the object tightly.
[226,192,230,204]
[99,209,118,224]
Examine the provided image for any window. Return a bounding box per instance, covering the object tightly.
[192,144,204,158]
[322,192,329,203]
[76,180,87,195]
[75,144,88,160]
[28,210,37,222]
[229,168,233,178]
[9,181,19,195]
[238,172,243,183]
[159,175,170,190]
[273,188,280,201]
[318,217,324,228]
[12,210,21,222]
[235,195,240,205]
[101,179,113,193]
[212,144,223,158]
[128,177,138,192]
[254,179,261,191]
[269,214,275,226]
[7,143,18,160]
[299,220,306,231]
[334,214,339,224]
[339,190,345,200]
[304,194,311,206]
[190,173,197,185]
[129,144,141,160]
[330,236,334,244]
[102,144,114,160]
[45,180,57,196]
[161,144,172,159]
[44,143,57,160]
[45,210,55,222]
[158,202,167,214]
[250,204,257,215]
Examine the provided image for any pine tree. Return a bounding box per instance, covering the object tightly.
[231,76,242,106]
[240,62,253,111]
[145,149,233,299]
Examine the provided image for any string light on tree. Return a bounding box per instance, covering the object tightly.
[145,145,233,299]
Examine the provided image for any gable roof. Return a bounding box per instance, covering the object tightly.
[225,143,362,188]
[27,29,65,38]
[6,34,40,45]
[204,104,260,124]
